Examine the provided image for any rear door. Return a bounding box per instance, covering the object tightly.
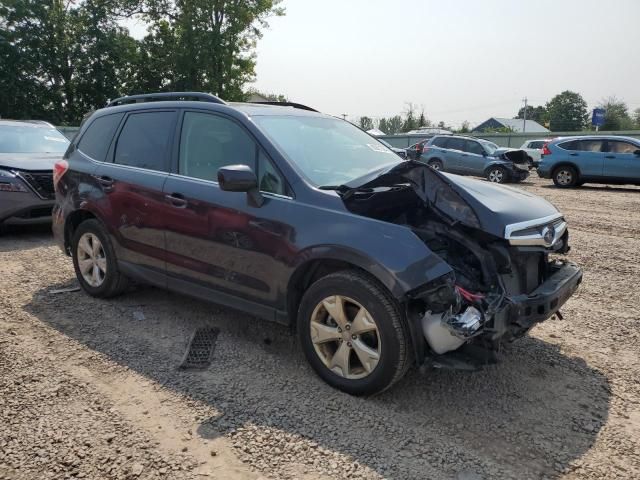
[93,110,177,280]
[461,140,488,175]
[442,137,466,173]
[162,110,294,314]
[602,139,640,181]
[557,139,605,177]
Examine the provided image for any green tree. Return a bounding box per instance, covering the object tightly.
[245,88,288,102]
[122,0,284,100]
[385,115,403,135]
[0,0,139,124]
[597,97,634,130]
[633,108,640,129]
[418,109,431,128]
[515,105,548,125]
[402,103,417,132]
[457,120,471,133]
[358,116,374,131]
[545,91,588,131]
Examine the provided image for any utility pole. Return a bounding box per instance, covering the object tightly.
[341,114,348,120]
[522,97,528,133]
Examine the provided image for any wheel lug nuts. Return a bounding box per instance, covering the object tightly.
[337,327,342,333]
[345,325,351,330]
[352,335,357,340]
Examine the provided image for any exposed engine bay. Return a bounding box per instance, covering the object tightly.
[337,161,583,363]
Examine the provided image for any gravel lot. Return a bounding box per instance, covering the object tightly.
[1,176,639,480]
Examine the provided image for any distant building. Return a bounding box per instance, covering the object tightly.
[472,117,550,133]
[406,127,453,135]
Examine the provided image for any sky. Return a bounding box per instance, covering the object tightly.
[123,0,640,128]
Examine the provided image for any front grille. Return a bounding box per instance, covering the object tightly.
[16,171,55,199]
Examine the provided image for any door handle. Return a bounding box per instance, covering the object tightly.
[605,155,615,159]
[165,193,188,208]
[569,153,578,156]
[94,175,114,190]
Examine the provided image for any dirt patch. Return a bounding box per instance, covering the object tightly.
[1,177,639,479]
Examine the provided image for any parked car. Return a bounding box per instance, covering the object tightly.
[378,139,407,159]
[537,136,640,187]
[0,120,70,226]
[53,92,582,395]
[405,139,429,159]
[520,138,551,167]
[421,135,531,183]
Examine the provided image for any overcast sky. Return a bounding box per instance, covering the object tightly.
[124,0,640,128]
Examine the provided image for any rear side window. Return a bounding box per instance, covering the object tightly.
[558,140,603,152]
[114,112,176,171]
[432,137,449,148]
[606,140,638,154]
[529,141,545,149]
[77,113,123,161]
[179,112,256,181]
[447,138,465,151]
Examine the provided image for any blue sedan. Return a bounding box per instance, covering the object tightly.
[537,136,640,187]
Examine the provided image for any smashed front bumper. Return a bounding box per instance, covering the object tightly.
[506,261,582,332]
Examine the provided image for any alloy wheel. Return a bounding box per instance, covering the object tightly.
[488,168,504,183]
[556,169,573,186]
[309,295,381,380]
[76,232,107,287]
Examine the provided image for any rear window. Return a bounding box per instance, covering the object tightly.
[78,113,124,161]
[114,111,176,171]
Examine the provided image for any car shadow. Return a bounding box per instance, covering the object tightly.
[25,281,610,479]
[0,224,54,252]
[540,184,640,193]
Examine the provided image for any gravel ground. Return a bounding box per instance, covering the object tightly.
[1,176,639,480]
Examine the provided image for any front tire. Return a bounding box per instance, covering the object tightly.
[486,165,509,183]
[71,219,129,298]
[297,270,410,396]
[552,166,579,187]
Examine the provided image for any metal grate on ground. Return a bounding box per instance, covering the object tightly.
[179,327,220,369]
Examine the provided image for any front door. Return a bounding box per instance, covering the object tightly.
[602,139,640,181]
[462,140,488,175]
[95,110,177,279]
[163,110,295,314]
[443,137,466,173]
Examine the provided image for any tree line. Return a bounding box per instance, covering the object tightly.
[0,0,284,125]
[360,91,640,134]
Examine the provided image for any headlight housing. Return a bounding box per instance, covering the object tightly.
[0,168,29,192]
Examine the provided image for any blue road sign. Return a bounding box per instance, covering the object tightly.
[592,108,606,127]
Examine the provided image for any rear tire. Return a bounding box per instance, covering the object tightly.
[486,165,509,183]
[297,270,410,396]
[428,159,443,171]
[71,219,129,298]
[552,166,578,188]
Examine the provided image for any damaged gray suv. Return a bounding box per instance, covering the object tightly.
[53,93,582,396]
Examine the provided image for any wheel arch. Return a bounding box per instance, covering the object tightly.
[285,249,406,328]
[63,209,99,254]
[551,162,582,178]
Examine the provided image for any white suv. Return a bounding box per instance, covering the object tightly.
[520,139,551,166]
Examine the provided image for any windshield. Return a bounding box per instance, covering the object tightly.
[0,125,70,153]
[254,116,401,186]
[480,140,499,155]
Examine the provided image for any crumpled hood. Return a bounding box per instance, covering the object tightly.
[0,153,62,171]
[346,161,559,237]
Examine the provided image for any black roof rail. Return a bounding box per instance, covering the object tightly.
[251,101,318,112]
[107,92,226,108]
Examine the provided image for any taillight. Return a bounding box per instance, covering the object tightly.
[542,143,552,156]
[53,160,69,190]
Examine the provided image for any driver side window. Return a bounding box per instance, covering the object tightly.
[179,112,256,181]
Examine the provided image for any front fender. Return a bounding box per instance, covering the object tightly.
[291,241,452,300]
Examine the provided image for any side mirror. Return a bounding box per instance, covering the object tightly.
[217,165,264,207]
[482,150,488,157]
